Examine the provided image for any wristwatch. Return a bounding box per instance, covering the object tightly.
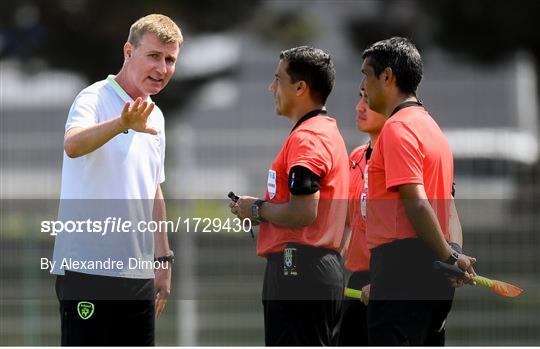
[444,250,459,265]
[251,199,266,223]
[449,242,463,254]
[155,250,175,264]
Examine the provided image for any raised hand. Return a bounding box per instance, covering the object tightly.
[120,97,158,135]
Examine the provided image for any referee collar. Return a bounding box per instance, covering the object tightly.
[390,100,423,117]
[291,109,328,133]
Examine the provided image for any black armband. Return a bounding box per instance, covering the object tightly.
[451,181,456,197]
[288,166,321,195]
[449,242,462,254]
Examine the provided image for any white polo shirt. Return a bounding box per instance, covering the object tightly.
[51,75,166,279]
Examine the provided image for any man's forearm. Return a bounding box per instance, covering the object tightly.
[64,117,126,158]
[402,199,452,261]
[154,231,170,257]
[449,198,463,247]
[153,186,170,257]
[260,197,318,228]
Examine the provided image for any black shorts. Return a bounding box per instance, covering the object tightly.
[337,270,369,346]
[262,244,343,346]
[367,238,454,346]
[56,270,155,346]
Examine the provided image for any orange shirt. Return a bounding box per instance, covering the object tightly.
[366,106,454,250]
[344,145,371,272]
[257,115,350,257]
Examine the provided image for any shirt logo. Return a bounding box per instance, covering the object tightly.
[267,170,277,199]
[77,301,95,320]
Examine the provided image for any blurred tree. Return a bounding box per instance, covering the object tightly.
[345,0,431,57]
[0,0,261,110]
[416,0,540,64]
[346,0,540,67]
[251,11,318,47]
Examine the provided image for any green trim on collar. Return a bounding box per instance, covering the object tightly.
[107,75,132,102]
[106,75,153,105]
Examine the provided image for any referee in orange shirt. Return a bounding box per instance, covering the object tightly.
[338,90,385,345]
[230,46,349,346]
[359,37,477,345]
[339,90,467,345]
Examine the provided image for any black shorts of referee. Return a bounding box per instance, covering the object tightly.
[337,270,369,346]
[262,243,344,346]
[56,270,155,346]
[367,238,455,346]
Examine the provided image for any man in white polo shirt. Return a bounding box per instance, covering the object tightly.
[51,14,182,346]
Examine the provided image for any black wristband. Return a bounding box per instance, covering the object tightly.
[155,250,175,264]
[450,242,462,254]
